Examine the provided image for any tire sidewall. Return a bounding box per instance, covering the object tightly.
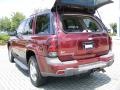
[29,56,46,87]
[8,46,14,62]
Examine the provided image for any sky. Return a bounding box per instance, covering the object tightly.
[0,0,55,17]
[0,0,119,28]
[97,0,119,28]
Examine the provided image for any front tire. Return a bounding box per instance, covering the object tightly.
[8,47,14,63]
[29,56,46,87]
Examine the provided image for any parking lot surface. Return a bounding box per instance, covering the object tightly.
[0,39,120,90]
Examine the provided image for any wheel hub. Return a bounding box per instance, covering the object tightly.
[30,60,37,82]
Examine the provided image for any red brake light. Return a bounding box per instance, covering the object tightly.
[48,40,57,52]
[47,37,58,58]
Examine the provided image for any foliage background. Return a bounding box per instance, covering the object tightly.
[0,12,25,32]
[0,12,25,45]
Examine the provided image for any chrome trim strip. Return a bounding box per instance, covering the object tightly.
[14,58,28,70]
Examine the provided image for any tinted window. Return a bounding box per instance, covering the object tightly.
[62,15,102,33]
[35,14,50,35]
[17,20,26,34]
[24,18,33,35]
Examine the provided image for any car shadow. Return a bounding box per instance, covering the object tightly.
[41,72,111,90]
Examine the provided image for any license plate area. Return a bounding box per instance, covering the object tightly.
[83,41,94,49]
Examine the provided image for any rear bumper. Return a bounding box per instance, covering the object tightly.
[42,51,114,77]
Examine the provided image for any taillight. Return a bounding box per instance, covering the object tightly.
[109,36,112,50]
[47,37,58,58]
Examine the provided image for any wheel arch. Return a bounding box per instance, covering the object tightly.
[26,50,36,64]
[26,46,46,74]
[7,42,11,49]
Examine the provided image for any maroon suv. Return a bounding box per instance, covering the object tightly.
[8,0,114,87]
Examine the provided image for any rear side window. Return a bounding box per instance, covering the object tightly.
[24,18,33,35]
[35,14,50,35]
[17,18,33,35]
[17,20,26,35]
[62,15,102,33]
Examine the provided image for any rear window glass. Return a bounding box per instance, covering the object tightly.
[83,18,100,32]
[62,15,102,33]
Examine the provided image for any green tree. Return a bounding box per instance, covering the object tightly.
[11,12,25,31]
[0,12,25,32]
[110,23,117,34]
[0,17,11,31]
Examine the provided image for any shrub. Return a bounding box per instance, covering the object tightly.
[0,34,10,45]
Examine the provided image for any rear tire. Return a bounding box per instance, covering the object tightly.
[29,56,46,87]
[8,47,14,63]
